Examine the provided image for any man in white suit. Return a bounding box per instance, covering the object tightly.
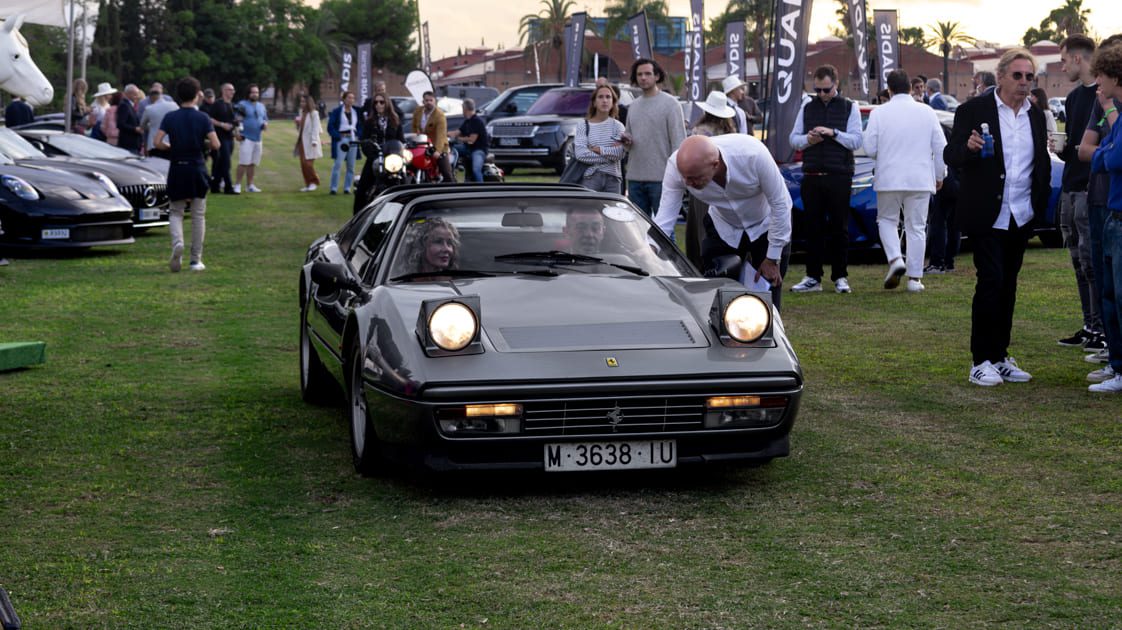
[863,69,948,292]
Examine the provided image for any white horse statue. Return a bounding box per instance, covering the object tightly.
[1,14,53,107]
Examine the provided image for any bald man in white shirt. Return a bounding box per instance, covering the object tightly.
[654,134,793,307]
[863,69,947,293]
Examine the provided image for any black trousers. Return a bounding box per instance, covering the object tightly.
[211,137,233,192]
[800,172,851,281]
[970,223,1031,365]
[701,215,790,310]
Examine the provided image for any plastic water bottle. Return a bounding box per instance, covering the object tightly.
[980,123,994,159]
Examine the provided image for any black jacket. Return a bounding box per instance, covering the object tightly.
[944,90,1051,235]
[116,98,142,152]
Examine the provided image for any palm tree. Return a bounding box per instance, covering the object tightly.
[928,21,974,91]
[601,0,670,63]
[707,0,772,96]
[518,0,576,82]
[899,27,928,50]
[1046,0,1091,38]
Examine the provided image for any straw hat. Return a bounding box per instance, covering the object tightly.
[93,82,118,98]
[696,90,735,119]
[721,75,747,95]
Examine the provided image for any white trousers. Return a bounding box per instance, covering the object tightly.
[876,190,930,278]
[169,198,207,264]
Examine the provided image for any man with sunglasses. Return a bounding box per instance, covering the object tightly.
[788,64,864,294]
[945,48,1052,387]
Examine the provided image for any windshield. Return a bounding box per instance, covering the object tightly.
[387,197,692,281]
[45,133,135,159]
[526,90,591,116]
[0,127,47,159]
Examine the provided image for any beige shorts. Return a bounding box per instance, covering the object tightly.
[238,139,263,166]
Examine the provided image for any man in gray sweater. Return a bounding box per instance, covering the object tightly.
[623,58,686,216]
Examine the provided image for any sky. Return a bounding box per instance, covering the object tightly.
[416,0,1122,61]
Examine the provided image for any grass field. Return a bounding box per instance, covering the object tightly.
[1,122,1120,627]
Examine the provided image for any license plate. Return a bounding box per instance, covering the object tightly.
[499,137,520,147]
[544,440,677,472]
[41,228,70,240]
[140,208,161,221]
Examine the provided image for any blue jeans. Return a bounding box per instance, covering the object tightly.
[627,180,662,217]
[1090,204,1113,353]
[468,149,485,182]
[1100,212,1122,372]
[330,142,357,192]
[926,192,959,268]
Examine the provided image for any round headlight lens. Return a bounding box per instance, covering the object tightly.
[429,302,478,351]
[1,174,40,200]
[384,153,405,173]
[724,295,770,343]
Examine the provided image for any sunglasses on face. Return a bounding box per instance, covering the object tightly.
[374,100,386,104]
[814,87,834,93]
[1010,71,1035,81]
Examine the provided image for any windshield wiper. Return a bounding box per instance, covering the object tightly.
[494,250,648,276]
[390,269,495,282]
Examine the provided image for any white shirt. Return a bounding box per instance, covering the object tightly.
[339,106,357,135]
[727,97,748,134]
[654,134,793,260]
[994,89,1035,230]
[863,94,947,193]
[788,96,864,152]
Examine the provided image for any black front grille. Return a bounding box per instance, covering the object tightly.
[118,184,168,209]
[522,397,706,436]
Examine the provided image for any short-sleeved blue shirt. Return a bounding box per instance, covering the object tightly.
[159,106,215,162]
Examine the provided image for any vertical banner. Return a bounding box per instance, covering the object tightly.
[339,47,354,96]
[422,22,432,74]
[725,21,746,83]
[685,0,705,110]
[874,10,899,93]
[357,42,372,106]
[627,11,653,60]
[764,0,814,163]
[565,12,587,87]
[846,0,869,102]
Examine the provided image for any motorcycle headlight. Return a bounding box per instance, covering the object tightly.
[91,171,119,196]
[384,153,405,173]
[429,302,477,351]
[723,294,771,343]
[1,174,40,200]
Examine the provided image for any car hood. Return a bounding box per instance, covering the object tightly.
[1,162,118,200]
[22,157,166,185]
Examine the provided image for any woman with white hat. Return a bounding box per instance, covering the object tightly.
[89,82,116,141]
[684,90,738,267]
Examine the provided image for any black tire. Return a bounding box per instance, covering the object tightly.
[348,342,383,476]
[554,139,574,175]
[300,298,338,405]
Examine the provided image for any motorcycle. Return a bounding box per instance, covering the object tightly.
[353,138,413,215]
[406,133,457,184]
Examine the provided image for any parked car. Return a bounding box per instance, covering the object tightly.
[13,127,169,178]
[299,183,802,474]
[0,157,134,249]
[476,83,562,123]
[782,106,1062,251]
[1049,97,1066,123]
[0,127,169,229]
[941,94,960,112]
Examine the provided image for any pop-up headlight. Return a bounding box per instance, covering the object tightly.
[416,296,484,356]
[710,289,773,346]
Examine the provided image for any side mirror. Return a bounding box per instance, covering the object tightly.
[311,261,363,294]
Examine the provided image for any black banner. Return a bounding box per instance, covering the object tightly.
[685,0,704,109]
[357,42,371,106]
[565,13,587,88]
[627,11,652,60]
[846,0,869,101]
[874,10,899,93]
[765,0,814,162]
[726,21,746,84]
[422,22,431,75]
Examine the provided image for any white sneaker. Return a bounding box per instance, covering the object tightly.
[1085,348,1110,363]
[790,276,822,293]
[835,277,851,293]
[248,184,262,193]
[299,186,310,192]
[169,242,183,273]
[884,259,906,289]
[994,356,1032,382]
[1087,364,1115,383]
[232,184,241,194]
[907,279,925,293]
[969,361,1003,386]
[189,261,206,271]
[1089,374,1122,392]
[307,183,317,191]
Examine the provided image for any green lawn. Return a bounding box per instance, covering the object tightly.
[1,123,1119,627]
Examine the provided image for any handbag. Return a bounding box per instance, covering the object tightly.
[559,121,591,184]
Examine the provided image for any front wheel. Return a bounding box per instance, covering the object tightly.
[554,139,574,174]
[348,342,383,476]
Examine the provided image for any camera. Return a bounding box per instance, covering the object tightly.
[339,141,351,153]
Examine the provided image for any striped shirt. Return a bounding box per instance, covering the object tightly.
[574,118,627,179]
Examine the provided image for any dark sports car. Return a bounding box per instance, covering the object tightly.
[14,127,170,178]
[300,183,803,474]
[0,127,169,229]
[0,157,134,249]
